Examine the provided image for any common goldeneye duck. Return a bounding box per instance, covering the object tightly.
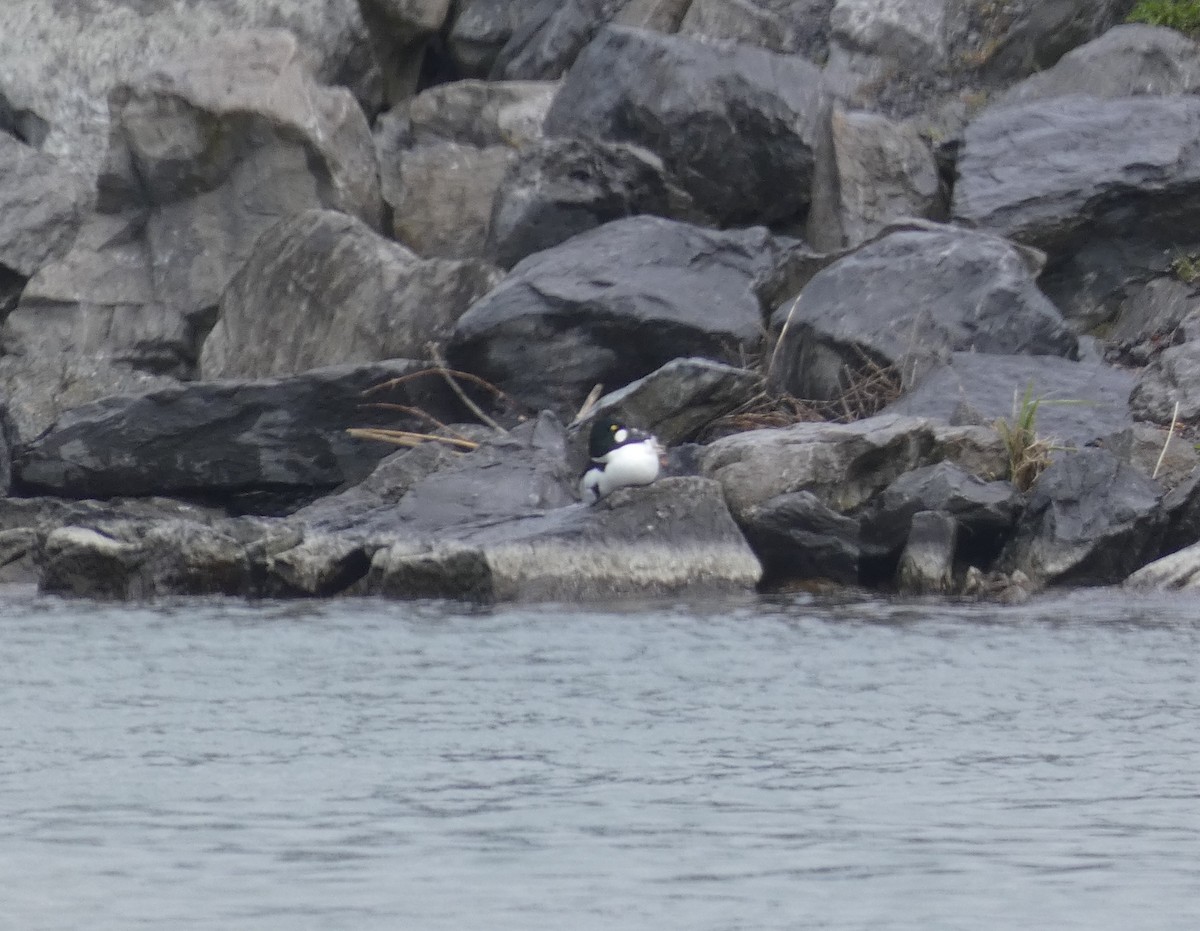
[579,415,664,503]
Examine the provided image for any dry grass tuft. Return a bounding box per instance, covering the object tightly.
[993,382,1060,492]
[701,348,904,440]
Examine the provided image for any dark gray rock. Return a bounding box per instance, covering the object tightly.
[860,461,1021,559]
[486,138,691,269]
[575,357,760,449]
[1130,337,1200,426]
[0,134,84,277]
[1107,277,1198,368]
[14,361,469,513]
[886,353,1137,449]
[678,0,833,58]
[543,26,824,226]
[1158,468,1200,557]
[304,413,574,536]
[357,0,453,105]
[768,223,1076,402]
[1001,448,1165,586]
[997,25,1200,106]
[739,490,863,586]
[448,215,783,415]
[292,439,475,533]
[200,210,502,380]
[447,0,547,76]
[895,510,957,595]
[491,0,627,80]
[953,95,1200,329]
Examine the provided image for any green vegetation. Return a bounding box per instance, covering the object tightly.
[1127,0,1200,36]
[993,383,1058,491]
[1170,248,1200,283]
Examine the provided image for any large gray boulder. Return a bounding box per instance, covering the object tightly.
[1130,336,1200,427]
[489,0,629,80]
[738,490,865,586]
[953,94,1200,329]
[1001,448,1164,586]
[807,107,942,251]
[0,134,85,277]
[859,460,1022,558]
[886,352,1137,449]
[823,0,1131,117]
[357,0,453,105]
[447,0,548,77]
[768,223,1077,402]
[575,357,760,449]
[385,143,516,260]
[997,25,1200,106]
[700,412,1002,521]
[543,26,825,226]
[13,360,469,513]
[0,30,383,441]
[200,210,502,380]
[678,0,834,58]
[0,0,379,188]
[447,215,785,415]
[376,80,557,258]
[485,138,692,269]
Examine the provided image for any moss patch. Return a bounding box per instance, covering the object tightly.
[1127,0,1200,36]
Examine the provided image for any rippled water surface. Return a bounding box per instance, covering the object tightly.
[3,586,1200,930]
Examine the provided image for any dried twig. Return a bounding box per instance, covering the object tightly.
[426,343,507,434]
[359,401,472,442]
[346,428,480,451]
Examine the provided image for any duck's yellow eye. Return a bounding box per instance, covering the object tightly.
[610,424,618,432]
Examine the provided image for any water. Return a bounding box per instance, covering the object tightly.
[3,586,1200,931]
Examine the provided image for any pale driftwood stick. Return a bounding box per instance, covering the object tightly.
[1153,401,1181,480]
[346,428,480,451]
[427,342,507,434]
[570,383,605,426]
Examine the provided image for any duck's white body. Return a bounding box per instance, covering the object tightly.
[580,437,662,502]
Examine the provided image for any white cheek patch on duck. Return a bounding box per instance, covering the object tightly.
[613,427,628,444]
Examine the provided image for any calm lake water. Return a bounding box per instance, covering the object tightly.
[3,586,1200,930]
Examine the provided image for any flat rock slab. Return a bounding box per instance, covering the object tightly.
[366,476,763,601]
[448,214,782,414]
[14,360,467,511]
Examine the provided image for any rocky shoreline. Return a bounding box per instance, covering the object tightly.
[4,1,1200,602]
